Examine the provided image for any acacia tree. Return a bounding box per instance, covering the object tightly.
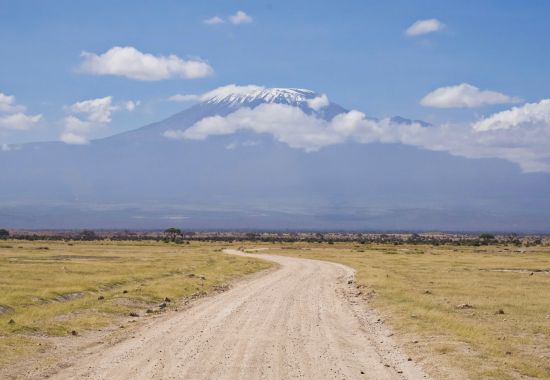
[164,228,182,241]
[79,230,98,241]
[0,229,9,239]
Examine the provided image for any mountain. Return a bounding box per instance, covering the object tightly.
[107,87,347,143]
[1,87,549,232]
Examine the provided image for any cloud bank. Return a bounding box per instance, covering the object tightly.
[79,46,213,81]
[405,19,444,37]
[473,99,550,131]
[165,96,550,173]
[0,92,42,131]
[421,83,522,108]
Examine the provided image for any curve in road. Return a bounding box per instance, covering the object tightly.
[52,249,431,380]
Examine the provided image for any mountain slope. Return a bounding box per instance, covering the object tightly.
[1,87,549,231]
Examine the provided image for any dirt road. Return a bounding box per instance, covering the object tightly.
[52,249,430,380]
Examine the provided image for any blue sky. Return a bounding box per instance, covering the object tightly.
[1,0,550,144]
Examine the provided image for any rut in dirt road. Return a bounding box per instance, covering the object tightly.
[52,249,430,380]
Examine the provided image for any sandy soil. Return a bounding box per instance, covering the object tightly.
[51,249,432,380]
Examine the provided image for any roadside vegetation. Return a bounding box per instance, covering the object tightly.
[2,228,547,247]
[266,243,550,380]
[0,240,271,374]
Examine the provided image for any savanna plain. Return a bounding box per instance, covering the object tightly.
[0,240,549,379]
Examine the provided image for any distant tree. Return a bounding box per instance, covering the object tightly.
[407,233,421,244]
[164,228,182,241]
[79,230,98,241]
[0,229,9,239]
[479,233,495,241]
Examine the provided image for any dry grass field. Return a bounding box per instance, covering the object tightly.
[2,240,549,379]
[262,243,550,379]
[0,240,271,375]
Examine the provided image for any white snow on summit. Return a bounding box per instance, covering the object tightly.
[200,85,318,107]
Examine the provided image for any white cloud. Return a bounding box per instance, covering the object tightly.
[204,16,225,25]
[124,100,140,111]
[473,99,550,131]
[0,92,42,131]
[168,103,361,151]
[164,100,550,173]
[307,94,329,111]
[163,129,186,140]
[66,96,116,123]
[228,10,253,25]
[60,132,89,145]
[63,115,92,133]
[405,18,444,37]
[79,46,213,81]
[60,123,92,144]
[168,94,201,102]
[60,96,137,144]
[0,93,25,113]
[0,112,42,130]
[421,83,522,108]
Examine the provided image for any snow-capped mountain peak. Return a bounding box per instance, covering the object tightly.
[201,85,318,107]
[194,84,347,119]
